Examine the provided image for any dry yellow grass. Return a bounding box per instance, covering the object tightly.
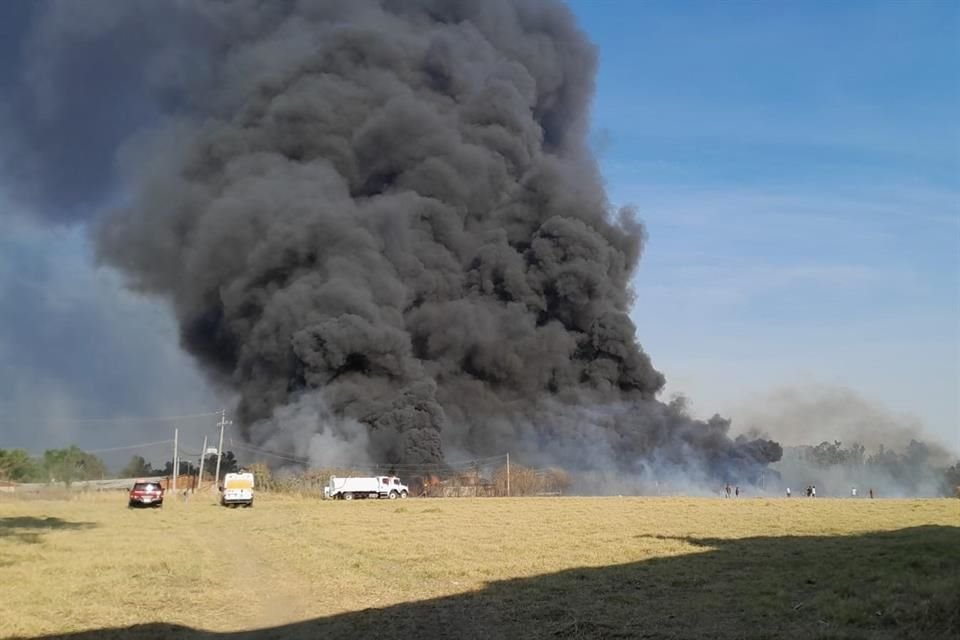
[1,492,957,639]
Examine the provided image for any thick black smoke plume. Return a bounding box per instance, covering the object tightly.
[92,0,780,483]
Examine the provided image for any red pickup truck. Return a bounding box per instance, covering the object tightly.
[128,481,164,508]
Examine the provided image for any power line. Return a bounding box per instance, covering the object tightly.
[231,443,308,464]
[0,410,222,426]
[231,442,508,472]
[356,454,509,469]
[23,434,509,474]
[214,409,232,484]
[80,440,175,454]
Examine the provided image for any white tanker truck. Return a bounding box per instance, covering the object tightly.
[325,475,409,500]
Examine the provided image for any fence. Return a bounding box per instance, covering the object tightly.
[241,454,573,499]
[6,474,219,494]
[6,423,573,499]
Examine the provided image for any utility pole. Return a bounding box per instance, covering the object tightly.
[214,409,231,486]
[196,435,208,493]
[172,428,179,492]
[506,452,510,498]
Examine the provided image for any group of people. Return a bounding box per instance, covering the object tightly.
[721,483,878,499]
[784,485,875,498]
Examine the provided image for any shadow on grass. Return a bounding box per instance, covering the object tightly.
[15,525,960,640]
[0,516,97,544]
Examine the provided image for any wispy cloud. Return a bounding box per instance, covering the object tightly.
[612,184,960,230]
[616,182,958,447]
[635,261,906,310]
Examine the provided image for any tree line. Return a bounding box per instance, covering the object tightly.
[0,447,239,485]
[784,439,960,497]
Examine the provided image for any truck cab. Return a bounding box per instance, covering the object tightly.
[220,471,254,508]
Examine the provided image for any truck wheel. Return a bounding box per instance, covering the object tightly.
[400,491,408,499]
[344,492,354,501]
[389,491,398,500]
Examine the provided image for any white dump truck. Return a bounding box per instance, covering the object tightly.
[220,471,255,508]
[325,476,409,500]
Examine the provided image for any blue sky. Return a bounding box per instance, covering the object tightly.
[0,1,957,454]
[568,0,959,447]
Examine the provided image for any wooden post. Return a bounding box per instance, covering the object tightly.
[506,453,510,498]
[197,435,208,493]
[172,428,179,492]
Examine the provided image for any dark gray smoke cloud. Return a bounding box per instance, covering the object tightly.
[20,0,780,484]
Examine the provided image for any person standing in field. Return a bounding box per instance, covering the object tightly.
[869,488,874,499]
[786,487,791,498]
[735,486,740,497]
[811,485,817,498]
[851,487,857,497]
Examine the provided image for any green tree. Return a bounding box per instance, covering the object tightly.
[867,445,906,482]
[941,463,960,498]
[809,440,848,467]
[0,449,44,482]
[845,442,866,466]
[42,446,108,486]
[198,451,239,481]
[160,460,198,477]
[218,451,239,478]
[119,455,155,478]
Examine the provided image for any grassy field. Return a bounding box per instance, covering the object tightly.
[0,492,957,640]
